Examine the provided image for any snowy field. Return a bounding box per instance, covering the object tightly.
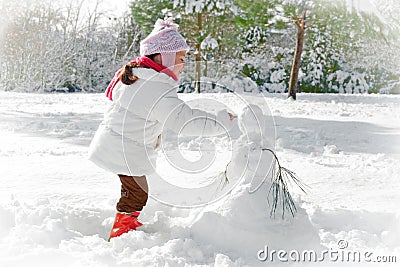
[0,91,399,266]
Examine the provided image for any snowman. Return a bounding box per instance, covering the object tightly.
[226,104,306,218]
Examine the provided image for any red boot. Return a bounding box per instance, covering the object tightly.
[108,211,143,241]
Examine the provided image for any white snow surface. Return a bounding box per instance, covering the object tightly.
[0,91,400,266]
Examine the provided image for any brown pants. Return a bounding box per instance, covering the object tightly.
[116,174,148,212]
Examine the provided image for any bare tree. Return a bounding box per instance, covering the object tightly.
[194,13,203,93]
[288,10,307,100]
[0,0,138,92]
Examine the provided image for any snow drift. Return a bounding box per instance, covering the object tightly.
[0,92,399,266]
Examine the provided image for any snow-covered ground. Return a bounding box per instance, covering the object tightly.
[0,91,399,266]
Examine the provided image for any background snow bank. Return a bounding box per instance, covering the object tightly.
[0,92,399,266]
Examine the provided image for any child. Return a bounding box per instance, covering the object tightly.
[88,18,234,240]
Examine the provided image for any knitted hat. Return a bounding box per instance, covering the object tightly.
[140,18,189,68]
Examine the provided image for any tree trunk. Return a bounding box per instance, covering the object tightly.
[195,13,202,93]
[288,10,307,100]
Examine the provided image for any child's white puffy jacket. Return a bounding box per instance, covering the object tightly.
[88,68,233,176]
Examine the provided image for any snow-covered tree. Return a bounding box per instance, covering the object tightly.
[1,0,398,94]
[0,1,63,91]
[300,0,396,94]
[174,0,239,92]
[0,0,139,92]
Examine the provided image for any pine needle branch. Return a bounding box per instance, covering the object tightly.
[213,160,231,195]
[262,148,309,219]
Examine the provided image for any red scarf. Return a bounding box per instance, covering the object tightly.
[105,56,178,101]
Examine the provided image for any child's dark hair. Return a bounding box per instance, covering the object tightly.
[119,54,160,85]
[119,62,139,85]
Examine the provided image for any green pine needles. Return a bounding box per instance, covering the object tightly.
[215,147,308,219]
[262,148,309,219]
